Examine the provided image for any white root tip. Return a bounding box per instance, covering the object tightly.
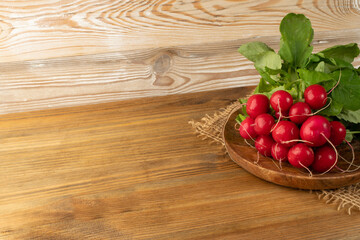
[299,161,313,177]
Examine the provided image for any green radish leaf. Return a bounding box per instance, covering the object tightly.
[239,98,248,117]
[316,52,325,58]
[337,109,360,124]
[254,51,282,70]
[308,54,321,63]
[254,52,283,85]
[306,53,355,73]
[322,80,337,92]
[299,79,306,97]
[264,67,290,80]
[345,130,354,142]
[278,13,314,68]
[319,99,343,116]
[306,54,323,70]
[325,58,356,71]
[239,42,282,84]
[319,43,360,63]
[331,69,360,111]
[239,98,247,104]
[297,69,333,87]
[314,61,326,72]
[254,78,274,93]
[238,42,274,62]
[257,68,278,85]
[235,114,247,124]
[260,86,284,98]
[260,86,298,99]
[264,67,283,75]
[313,61,334,74]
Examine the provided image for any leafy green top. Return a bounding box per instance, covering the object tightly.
[238,13,360,140]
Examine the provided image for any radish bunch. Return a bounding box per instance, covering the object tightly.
[236,13,359,174]
[239,85,348,173]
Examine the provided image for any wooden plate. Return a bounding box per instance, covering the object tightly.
[223,110,360,190]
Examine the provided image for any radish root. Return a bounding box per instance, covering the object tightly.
[270,99,282,132]
[270,157,282,170]
[244,139,256,149]
[283,97,332,119]
[234,122,240,131]
[299,161,313,177]
[344,140,358,172]
[281,139,313,145]
[238,121,257,142]
[255,151,260,165]
[335,140,359,173]
[311,97,332,115]
[317,133,339,175]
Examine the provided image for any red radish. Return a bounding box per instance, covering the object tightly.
[288,143,314,168]
[246,94,270,119]
[271,143,289,161]
[254,113,275,135]
[312,145,337,173]
[255,135,274,157]
[272,121,300,147]
[239,117,258,139]
[289,102,312,124]
[329,121,346,146]
[270,90,293,112]
[300,115,331,147]
[304,84,327,110]
[274,110,288,120]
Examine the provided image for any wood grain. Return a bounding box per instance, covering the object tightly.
[1,31,360,114]
[1,87,360,239]
[1,0,360,114]
[0,0,359,61]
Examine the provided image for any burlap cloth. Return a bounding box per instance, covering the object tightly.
[189,101,360,214]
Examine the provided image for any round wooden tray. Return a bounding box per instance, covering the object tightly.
[223,110,360,190]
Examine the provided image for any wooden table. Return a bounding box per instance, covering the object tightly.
[1,86,360,239]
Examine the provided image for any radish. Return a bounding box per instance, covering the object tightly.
[270,90,293,112]
[300,115,331,147]
[239,117,258,139]
[329,121,346,146]
[304,84,327,110]
[312,145,337,173]
[254,113,275,135]
[288,143,314,168]
[255,135,274,157]
[272,121,300,147]
[246,94,270,119]
[271,143,289,161]
[289,102,312,124]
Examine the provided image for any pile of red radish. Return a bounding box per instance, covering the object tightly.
[239,84,348,174]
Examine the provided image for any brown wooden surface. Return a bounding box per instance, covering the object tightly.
[1,87,360,239]
[1,0,360,114]
[224,110,360,190]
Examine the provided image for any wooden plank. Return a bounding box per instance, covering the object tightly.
[1,0,360,114]
[1,87,360,239]
[0,0,359,62]
[1,29,360,114]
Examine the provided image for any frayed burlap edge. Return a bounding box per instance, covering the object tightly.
[189,101,360,214]
[188,101,241,147]
[317,184,360,214]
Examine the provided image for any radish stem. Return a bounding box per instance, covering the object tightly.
[327,69,341,95]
